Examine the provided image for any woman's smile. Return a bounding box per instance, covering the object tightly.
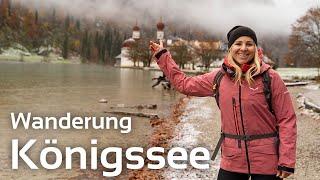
[238,52,250,59]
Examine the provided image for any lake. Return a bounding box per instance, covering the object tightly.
[0,62,180,178]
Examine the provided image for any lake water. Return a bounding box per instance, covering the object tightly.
[0,62,180,179]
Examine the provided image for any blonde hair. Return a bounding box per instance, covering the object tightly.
[227,45,261,86]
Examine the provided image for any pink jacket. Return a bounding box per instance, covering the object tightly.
[155,49,297,175]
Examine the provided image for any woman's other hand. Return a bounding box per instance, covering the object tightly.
[149,40,164,55]
[276,170,292,179]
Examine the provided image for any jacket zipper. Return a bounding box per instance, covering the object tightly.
[232,97,241,148]
[239,84,251,175]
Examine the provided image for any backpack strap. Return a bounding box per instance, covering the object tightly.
[261,68,275,114]
[212,70,225,108]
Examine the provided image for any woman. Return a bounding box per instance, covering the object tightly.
[149,26,297,180]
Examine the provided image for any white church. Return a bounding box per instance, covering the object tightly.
[115,19,165,68]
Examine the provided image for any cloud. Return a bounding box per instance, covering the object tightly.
[19,0,319,36]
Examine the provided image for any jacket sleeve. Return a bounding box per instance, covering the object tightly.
[155,49,216,97]
[271,70,297,173]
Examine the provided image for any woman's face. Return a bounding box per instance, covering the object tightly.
[230,36,256,65]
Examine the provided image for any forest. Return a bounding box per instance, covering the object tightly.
[0,0,319,70]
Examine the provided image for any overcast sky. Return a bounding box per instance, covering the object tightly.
[22,0,319,36]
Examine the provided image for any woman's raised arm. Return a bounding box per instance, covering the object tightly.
[152,47,217,97]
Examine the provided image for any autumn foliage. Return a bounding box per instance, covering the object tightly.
[287,7,320,71]
[0,0,123,63]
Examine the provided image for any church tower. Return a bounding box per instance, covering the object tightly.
[156,17,165,40]
[132,20,140,40]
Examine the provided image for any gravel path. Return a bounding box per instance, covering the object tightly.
[289,87,320,180]
[163,97,221,180]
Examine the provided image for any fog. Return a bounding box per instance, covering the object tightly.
[19,0,319,36]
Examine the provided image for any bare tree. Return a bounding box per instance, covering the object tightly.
[127,40,140,67]
[138,39,152,67]
[170,42,193,69]
[127,38,151,67]
[195,42,222,71]
[288,7,320,75]
[259,35,288,67]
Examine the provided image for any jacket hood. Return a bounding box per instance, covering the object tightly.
[260,60,271,74]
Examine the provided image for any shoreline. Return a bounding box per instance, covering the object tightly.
[1,54,318,79]
[0,54,81,64]
[126,97,188,179]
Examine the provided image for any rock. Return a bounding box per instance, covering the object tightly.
[136,105,144,109]
[116,104,125,108]
[285,82,309,87]
[296,93,303,98]
[146,104,157,109]
[22,52,31,56]
[98,99,108,103]
[304,99,320,113]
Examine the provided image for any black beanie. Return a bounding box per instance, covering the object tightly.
[227,26,257,48]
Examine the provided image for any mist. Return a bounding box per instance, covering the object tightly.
[19,0,319,37]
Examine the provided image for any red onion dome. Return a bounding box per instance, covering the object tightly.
[157,22,165,30]
[132,25,140,31]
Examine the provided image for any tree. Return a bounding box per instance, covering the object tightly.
[259,35,288,67]
[127,41,140,67]
[62,33,69,59]
[0,0,10,26]
[80,29,93,62]
[76,19,80,31]
[51,8,56,24]
[35,10,38,25]
[8,0,11,17]
[137,39,152,67]
[288,7,320,75]
[196,41,223,71]
[23,11,38,49]
[62,15,71,59]
[287,33,309,67]
[109,28,123,64]
[170,42,193,69]
[127,39,151,67]
[64,15,70,30]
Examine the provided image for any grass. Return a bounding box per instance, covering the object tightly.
[277,68,319,80]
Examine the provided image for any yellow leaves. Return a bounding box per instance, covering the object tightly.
[72,40,81,51]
